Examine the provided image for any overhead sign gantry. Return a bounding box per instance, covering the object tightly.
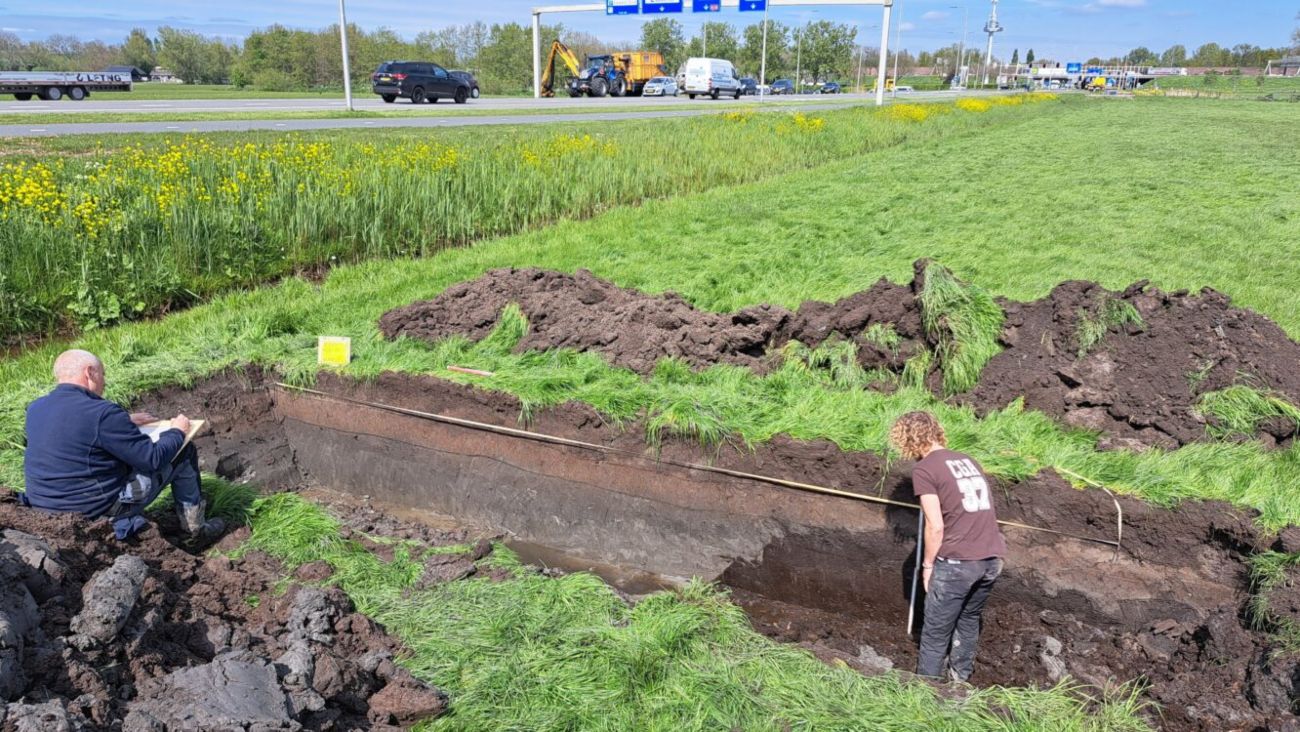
[531,0,895,105]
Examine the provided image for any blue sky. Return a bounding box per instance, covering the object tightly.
[1,0,1295,61]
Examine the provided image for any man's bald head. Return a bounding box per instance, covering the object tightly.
[53,349,105,395]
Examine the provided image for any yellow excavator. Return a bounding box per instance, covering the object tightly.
[541,40,583,97]
[542,39,667,98]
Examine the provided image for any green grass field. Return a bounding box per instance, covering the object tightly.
[0,97,1048,340]
[2,96,1298,529]
[0,84,340,102]
[1144,74,1300,97]
[0,96,869,127]
[4,88,1296,732]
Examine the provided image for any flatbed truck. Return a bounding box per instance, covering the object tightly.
[0,71,133,101]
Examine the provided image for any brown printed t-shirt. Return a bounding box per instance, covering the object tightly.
[912,448,1007,560]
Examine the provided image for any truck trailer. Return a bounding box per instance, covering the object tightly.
[0,71,133,101]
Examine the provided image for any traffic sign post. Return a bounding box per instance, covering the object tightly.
[1066,62,1082,74]
[532,0,895,105]
[643,0,685,11]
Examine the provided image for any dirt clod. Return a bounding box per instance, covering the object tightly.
[0,497,448,730]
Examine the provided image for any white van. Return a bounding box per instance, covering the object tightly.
[682,57,742,100]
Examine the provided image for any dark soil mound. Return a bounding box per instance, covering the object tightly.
[381,268,1300,448]
[378,267,929,376]
[969,280,1300,449]
[0,495,449,730]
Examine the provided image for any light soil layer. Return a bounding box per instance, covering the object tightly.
[132,368,1300,731]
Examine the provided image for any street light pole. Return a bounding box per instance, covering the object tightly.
[957,3,969,87]
[338,0,353,111]
[891,0,904,97]
[759,1,769,98]
[854,23,863,93]
[795,26,803,93]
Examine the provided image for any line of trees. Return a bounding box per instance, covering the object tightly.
[3,15,1297,94]
[639,18,862,83]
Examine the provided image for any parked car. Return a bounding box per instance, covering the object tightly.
[893,84,915,93]
[818,81,842,94]
[738,77,758,95]
[371,61,471,104]
[642,76,678,97]
[769,79,795,95]
[449,70,480,98]
[682,57,743,99]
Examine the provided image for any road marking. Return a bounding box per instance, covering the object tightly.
[29,128,45,132]
[165,125,179,129]
[141,103,174,108]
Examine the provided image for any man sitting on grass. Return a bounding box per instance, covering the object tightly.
[22,349,225,542]
[890,410,1007,683]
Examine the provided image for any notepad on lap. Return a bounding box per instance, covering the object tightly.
[138,419,206,450]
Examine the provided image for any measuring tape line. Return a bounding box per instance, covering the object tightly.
[274,382,1124,551]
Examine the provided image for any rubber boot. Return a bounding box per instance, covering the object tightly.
[177,499,226,542]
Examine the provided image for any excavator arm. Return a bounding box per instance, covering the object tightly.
[541,40,582,97]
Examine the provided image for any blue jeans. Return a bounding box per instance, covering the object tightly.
[111,443,203,539]
[917,556,1003,681]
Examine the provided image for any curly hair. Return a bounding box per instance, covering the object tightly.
[889,411,947,460]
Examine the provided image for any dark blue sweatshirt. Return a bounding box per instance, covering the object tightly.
[23,384,185,519]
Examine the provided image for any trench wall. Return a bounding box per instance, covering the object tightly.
[269,374,1246,630]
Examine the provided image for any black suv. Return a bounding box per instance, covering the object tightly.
[449,70,480,99]
[371,61,471,104]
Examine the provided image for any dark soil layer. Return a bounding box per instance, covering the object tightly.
[378,267,1300,448]
[0,493,456,731]
[378,267,927,376]
[971,280,1300,449]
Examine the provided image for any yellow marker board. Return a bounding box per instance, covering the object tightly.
[317,336,352,366]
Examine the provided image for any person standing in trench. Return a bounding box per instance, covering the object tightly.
[889,411,1007,682]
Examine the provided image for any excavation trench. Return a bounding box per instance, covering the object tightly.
[136,367,1300,731]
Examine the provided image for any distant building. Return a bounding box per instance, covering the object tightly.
[149,67,182,83]
[1264,56,1300,77]
[101,65,149,82]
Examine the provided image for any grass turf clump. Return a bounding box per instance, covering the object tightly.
[240,492,1152,731]
[917,262,1005,395]
[1076,297,1145,357]
[1197,386,1300,441]
[1248,551,1300,655]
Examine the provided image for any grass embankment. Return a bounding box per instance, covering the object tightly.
[2,99,1299,528]
[0,96,1053,340]
[232,490,1149,731]
[1145,74,1300,98]
[0,97,873,126]
[0,84,341,102]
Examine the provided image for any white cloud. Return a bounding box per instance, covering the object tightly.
[920,10,949,21]
[899,21,916,31]
[1097,0,1146,6]
[2,26,35,32]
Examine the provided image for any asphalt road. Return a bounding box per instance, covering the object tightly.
[0,90,964,137]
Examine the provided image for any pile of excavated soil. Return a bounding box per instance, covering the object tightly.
[377,267,928,377]
[0,494,456,731]
[379,267,1300,448]
[969,280,1300,449]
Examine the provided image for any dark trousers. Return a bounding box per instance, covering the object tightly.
[111,443,203,538]
[917,556,1003,681]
